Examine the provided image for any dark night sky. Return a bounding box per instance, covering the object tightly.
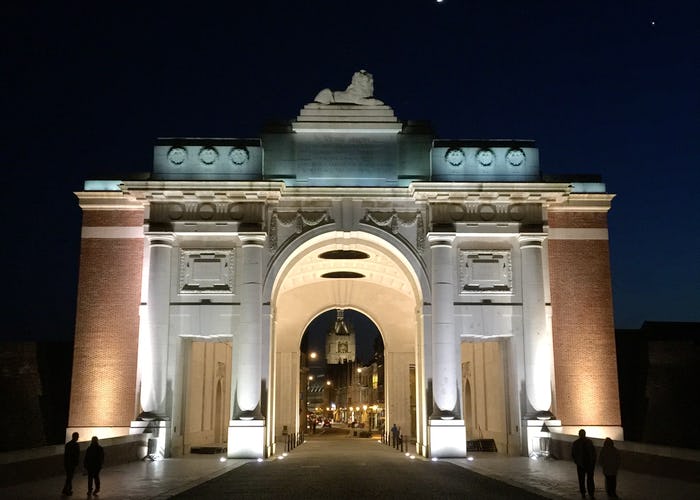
[2,1,698,342]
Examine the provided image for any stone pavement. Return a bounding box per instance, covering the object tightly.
[446,452,700,499]
[1,430,698,499]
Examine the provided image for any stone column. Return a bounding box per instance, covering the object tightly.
[428,234,459,419]
[234,234,266,419]
[140,234,174,417]
[519,236,552,414]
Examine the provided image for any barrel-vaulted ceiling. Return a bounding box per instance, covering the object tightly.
[271,231,422,352]
[273,232,419,303]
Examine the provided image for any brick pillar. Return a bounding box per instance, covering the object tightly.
[547,204,621,427]
[69,204,144,431]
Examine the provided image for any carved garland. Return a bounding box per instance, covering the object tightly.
[269,209,333,252]
[363,210,425,251]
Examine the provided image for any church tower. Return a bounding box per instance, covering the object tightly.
[326,309,356,364]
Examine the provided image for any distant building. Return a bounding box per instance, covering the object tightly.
[325,309,356,364]
[0,342,72,451]
[324,318,385,430]
[616,322,700,449]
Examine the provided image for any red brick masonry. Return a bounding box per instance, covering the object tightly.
[547,210,621,426]
[69,208,144,428]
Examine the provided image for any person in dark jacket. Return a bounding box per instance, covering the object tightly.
[390,423,399,447]
[62,432,80,496]
[599,437,621,498]
[571,429,596,498]
[84,436,104,496]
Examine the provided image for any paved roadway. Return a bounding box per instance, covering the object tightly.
[170,429,546,500]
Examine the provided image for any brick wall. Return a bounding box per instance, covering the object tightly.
[0,342,46,451]
[548,210,621,426]
[68,209,144,428]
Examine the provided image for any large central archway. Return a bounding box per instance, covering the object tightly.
[264,229,428,454]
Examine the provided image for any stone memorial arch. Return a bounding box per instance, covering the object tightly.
[67,70,622,459]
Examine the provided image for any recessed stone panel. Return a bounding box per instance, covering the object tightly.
[459,250,513,293]
[179,249,235,293]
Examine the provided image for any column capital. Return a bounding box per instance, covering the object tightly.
[426,233,456,247]
[146,233,175,247]
[518,234,546,249]
[240,233,267,246]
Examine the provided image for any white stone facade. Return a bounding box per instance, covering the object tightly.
[69,73,621,459]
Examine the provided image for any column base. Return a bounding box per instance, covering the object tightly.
[428,419,466,458]
[227,419,265,458]
[525,419,561,458]
[130,420,171,459]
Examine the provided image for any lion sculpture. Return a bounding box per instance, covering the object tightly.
[314,69,384,106]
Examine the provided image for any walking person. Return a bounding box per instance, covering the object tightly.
[62,432,80,496]
[84,436,104,496]
[390,423,399,448]
[572,429,596,498]
[599,437,621,498]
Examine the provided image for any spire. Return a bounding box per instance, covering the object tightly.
[331,309,353,336]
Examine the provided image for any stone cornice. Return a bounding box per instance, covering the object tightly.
[120,180,286,203]
[121,182,414,203]
[546,193,615,212]
[409,182,572,204]
[78,182,614,213]
[279,186,415,201]
[74,191,145,211]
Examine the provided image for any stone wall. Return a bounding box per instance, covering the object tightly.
[549,432,700,482]
[0,434,148,487]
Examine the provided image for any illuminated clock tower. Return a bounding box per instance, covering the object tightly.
[326,309,356,364]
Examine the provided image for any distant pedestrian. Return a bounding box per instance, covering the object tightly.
[62,432,80,496]
[571,429,596,498]
[391,423,399,447]
[599,437,621,498]
[84,436,104,496]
